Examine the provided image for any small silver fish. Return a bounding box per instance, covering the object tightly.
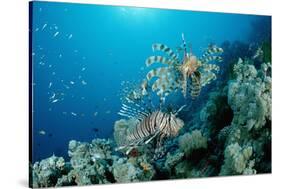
[81,80,87,85]
[64,84,70,89]
[51,99,59,103]
[42,23,47,31]
[50,93,56,100]
[39,130,46,135]
[71,112,77,116]
[53,31,59,37]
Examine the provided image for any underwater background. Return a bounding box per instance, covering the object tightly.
[30,1,271,187]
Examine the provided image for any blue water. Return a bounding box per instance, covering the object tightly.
[31,1,268,162]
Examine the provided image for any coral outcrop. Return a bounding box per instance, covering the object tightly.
[219,58,271,175]
[219,142,256,175]
[32,155,68,187]
[178,130,207,156]
[112,155,155,183]
[31,138,156,187]
[30,43,271,187]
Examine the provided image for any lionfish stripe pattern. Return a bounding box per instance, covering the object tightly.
[187,71,201,99]
[145,56,173,66]
[200,45,223,63]
[142,34,223,100]
[117,104,185,154]
[200,72,217,87]
[201,64,220,72]
[203,45,224,55]
[201,55,223,63]
[146,67,171,81]
[152,43,180,64]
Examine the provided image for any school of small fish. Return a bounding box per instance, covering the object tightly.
[33,21,100,126]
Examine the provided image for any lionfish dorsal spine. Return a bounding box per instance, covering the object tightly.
[119,103,149,120]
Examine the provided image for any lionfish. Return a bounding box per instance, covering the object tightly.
[144,33,223,101]
[115,98,185,155]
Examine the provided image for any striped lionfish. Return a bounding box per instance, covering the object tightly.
[116,99,185,155]
[143,33,223,101]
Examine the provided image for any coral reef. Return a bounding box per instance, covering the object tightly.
[112,155,155,183]
[31,138,156,187]
[219,142,256,175]
[228,58,271,132]
[30,42,271,187]
[218,58,271,175]
[178,130,207,156]
[31,155,68,187]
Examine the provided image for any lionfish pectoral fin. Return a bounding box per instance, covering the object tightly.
[144,130,161,144]
[115,145,127,151]
[156,134,165,148]
[124,139,145,154]
[125,146,135,155]
[115,139,143,153]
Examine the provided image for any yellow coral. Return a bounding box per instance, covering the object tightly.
[140,162,151,172]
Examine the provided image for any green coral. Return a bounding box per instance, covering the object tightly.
[178,130,207,156]
[220,143,256,175]
[261,41,271,63]
[228,58,271,131]
[164,151,184,170]
[219,58,271,175]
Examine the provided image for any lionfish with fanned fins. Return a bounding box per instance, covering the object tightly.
[115,94,185,155]
[143,33,223,101]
